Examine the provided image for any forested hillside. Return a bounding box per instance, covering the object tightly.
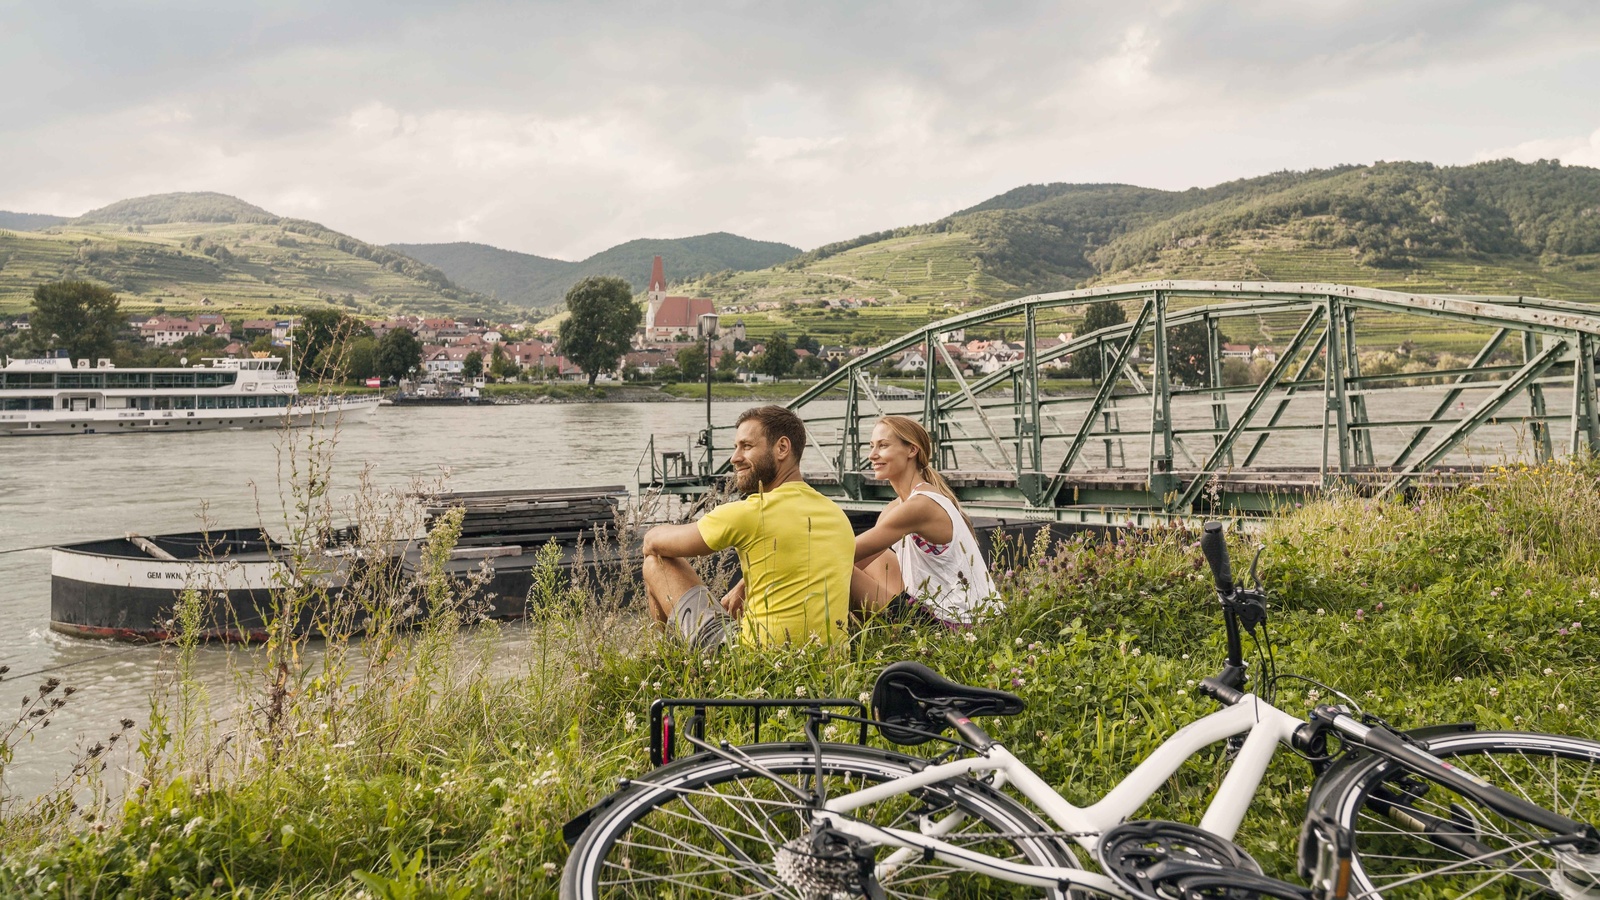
[0,193,508,319]
[393,232,801,310]
[681,160,1600,341]
[0,211,68,231]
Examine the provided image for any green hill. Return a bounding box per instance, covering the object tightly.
[680,160,1600,344]
[0,211,68,232]
[0,192,510,319]
[391,232,801,310]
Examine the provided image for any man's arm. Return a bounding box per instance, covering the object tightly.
[642,522,714,559]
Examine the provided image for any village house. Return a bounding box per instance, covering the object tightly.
[138,315,229,346]
[892,349,927,374]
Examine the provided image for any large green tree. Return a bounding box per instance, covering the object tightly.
[489,344,518,381]
[756,332,795,378]
[29,280,122,362]
[1167,320,1220,386]
[293,309,368,380]
[462,350,484,380]
[675,343,708,383]
[558,276,642,386]
[1065,301,1128,380]
[375,327,423,381]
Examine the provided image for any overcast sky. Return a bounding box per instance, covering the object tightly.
[2,1,1598,260]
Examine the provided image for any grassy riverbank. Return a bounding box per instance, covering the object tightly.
[3,461,1599,897]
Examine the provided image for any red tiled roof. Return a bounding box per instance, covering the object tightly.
[653,296,714,329]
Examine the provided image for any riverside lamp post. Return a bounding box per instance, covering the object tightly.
[698,312,719,475]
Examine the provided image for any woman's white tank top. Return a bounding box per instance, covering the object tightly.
[893,490,1000,624]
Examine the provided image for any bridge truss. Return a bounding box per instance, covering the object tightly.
[647,282,1600,525]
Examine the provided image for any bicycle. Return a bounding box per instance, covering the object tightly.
[562,522,1600,899]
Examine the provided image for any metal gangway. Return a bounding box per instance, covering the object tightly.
[645,281,1600,525]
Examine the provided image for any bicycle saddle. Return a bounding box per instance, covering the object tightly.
[871,661,1025,745]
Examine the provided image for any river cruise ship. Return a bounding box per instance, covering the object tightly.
[0,356,379,436]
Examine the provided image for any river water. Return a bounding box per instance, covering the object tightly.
[0,387,1562,798]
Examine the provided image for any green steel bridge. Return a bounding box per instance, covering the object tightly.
[643,281,1600,526]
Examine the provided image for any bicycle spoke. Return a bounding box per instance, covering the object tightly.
[1339,735,1600,898]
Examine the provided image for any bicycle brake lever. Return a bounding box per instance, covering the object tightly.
[1247,545,1265,590]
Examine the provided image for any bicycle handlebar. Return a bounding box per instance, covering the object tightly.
[1200,521,1234,596]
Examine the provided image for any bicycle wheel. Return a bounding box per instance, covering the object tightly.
[562,742,1079,899]
[1327,731,1600,898]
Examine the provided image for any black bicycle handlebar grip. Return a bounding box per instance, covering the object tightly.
[1200,521,1234,595]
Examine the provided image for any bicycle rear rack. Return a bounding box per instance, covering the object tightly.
[650,697,870,766]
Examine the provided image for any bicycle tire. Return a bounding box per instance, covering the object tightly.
[1326,730,1600,898]
[561,741,1079,899]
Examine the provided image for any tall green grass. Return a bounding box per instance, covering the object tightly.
[2,460,1597,897]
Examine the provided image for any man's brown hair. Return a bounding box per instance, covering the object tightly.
[736,405,807,460]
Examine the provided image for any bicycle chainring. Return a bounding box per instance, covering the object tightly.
[1097,820,1310,900]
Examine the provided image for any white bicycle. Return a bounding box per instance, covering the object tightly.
[562,523,1600,899]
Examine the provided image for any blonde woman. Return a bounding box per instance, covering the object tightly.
[850,415,1000,626]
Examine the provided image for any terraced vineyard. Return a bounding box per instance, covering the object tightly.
[0,218,507,320]
[684,161,1600,353]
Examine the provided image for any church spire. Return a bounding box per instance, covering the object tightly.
[649,255,666,293]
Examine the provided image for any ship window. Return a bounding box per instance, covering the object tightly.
[195,371,236,388]
[0,372,57,389]
[105,372,151,389]
[2,398,25,410]
[175,396,196,410]
[153,397,171,410]
[199,396,218,409]
[222,396,239,409]
[31,398,51,410]
[153,372,198,389]
[58,373,104,389]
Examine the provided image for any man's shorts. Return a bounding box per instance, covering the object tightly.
[669,585,734,650]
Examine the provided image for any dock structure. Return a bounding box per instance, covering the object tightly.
[643,281,1600,526]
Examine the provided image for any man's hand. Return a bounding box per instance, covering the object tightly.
[720,579,746,617]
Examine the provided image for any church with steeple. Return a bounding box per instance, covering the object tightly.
[642,255,726,343]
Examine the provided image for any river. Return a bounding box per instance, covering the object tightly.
[0,386,1561,798]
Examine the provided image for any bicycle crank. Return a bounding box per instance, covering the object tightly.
[1098,820,1312,900]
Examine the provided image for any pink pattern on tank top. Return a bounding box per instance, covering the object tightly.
[910,533,949,556]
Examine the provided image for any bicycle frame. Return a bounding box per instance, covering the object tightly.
[817,692,1305,895]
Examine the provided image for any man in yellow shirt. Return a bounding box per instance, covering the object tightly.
[642,406,854,648]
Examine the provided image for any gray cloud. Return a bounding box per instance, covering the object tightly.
[2,1,1597,258]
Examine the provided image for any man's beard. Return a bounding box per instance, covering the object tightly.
[735,454,779,494]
